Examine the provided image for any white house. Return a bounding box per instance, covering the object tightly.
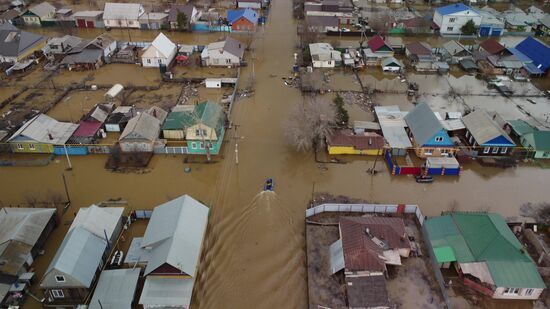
[102,2,144,29]
[309,43,341,68]
[433,3,482,35]
[22,1,55,26]
[201,37,245,67]
[237,0,264,9]
[141,33,177,68]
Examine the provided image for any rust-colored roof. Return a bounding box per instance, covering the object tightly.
[367,35,389,52]
[479,39,505,55]
[405,42,432,56]
[340,216,411,272]
[327,129,384,150]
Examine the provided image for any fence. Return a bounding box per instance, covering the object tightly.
[384,150,461,176]
[154,146,188,154]
[305,203,424,225]
[421,223,453,309]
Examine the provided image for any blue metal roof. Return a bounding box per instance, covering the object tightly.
[516,37,550,72]
[227,8,258,24]
[507,47,531,63]
[435,3,473,15]
[524,62,545,75]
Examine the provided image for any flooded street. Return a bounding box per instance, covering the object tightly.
[2,1,550,309]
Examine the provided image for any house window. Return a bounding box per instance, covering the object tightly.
[55,275,65,283]
[492,147,499,154]
[16,143,23,150]
[424,149,433,155]
[226,59,231,64]
[441,149,449,155]
[51,289,64,298]
[483,147,490,154]
[500,148,507,154]
[504,288,519,295]
[147,59,151,64]
[524,288,534,296]
[434,136,443,142]
[200,142,205,149]
[195,129,207,137]
[158,59,162,64]
[543,151,550,157]
[29,144,35,150]
[449,18,456,23]
[191,142,197,149]
[447,26,453,32]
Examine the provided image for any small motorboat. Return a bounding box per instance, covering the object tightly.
[415,175,434,183]
[264,178,274,191]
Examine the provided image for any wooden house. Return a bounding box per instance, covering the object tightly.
[462,110,515,156]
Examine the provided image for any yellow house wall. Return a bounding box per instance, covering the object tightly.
[328,146,383,155]
[17,40,46,61]
[163,129,185,140]
[10,142,54,153]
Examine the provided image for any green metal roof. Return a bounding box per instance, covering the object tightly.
[434,246,456,263]
[522,131,550,151]
[425,212,546,289]
[162,111,195,130]
[507,120,536,137]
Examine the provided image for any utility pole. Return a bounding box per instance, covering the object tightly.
[63,144,73,170]
[232,124,243,165]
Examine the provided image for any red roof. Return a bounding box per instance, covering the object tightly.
[479,39,505,55]
[367,35,389,52]
[72,121,102,137]
[327,130,384,150]
[340,216,411,272]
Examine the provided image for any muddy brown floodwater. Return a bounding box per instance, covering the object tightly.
[2,1,550,309]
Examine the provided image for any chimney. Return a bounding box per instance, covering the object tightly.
[48,133,53,140]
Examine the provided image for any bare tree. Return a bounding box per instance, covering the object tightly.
[283,96,336,152]
[520,202,550,225]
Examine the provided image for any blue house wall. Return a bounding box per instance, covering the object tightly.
[423,129,454,147]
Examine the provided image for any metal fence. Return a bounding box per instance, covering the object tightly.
[305,203,424,225]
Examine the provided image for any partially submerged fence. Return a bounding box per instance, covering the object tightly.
[384,150,461,176]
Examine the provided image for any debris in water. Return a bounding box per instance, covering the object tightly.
[184,167,191,173]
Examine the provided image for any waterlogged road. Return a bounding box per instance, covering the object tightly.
[2,0,550,309]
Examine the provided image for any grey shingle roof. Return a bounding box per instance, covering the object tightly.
[404,103,444,146]
[0,23,46,58]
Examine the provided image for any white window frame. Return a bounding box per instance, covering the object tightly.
[424,148,433,156]
[524,288,534,296]
[500,147,507,154]
[55,275,65,283]
[492,147,499,154]
[504,287,519,295]
[543,151,550,157]
[483,147,490,154]
[434,136,443,142]
[191,142,197,149]
[449,18,456,23]
[29,143,35,150]
[51,289,64,298]
[447,26,453,32]
[16,143,23,150]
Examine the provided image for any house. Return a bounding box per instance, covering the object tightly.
[227,8,258,32]
[237,0,265,9]
[183,101,226,155]
[425,212,545,300]
[362,35,393,66]
[404,103,456,158]
[520,131,550,159]
[330,216,411,309]
[305,10,358,26]
[462,110,515,156]
[55,8,73,21]
[400,16,432,34]
[479,39,505,55]
[105,106,135,132]
[304,15,338,33]
[381,57,403,72]
[7,114,78,153]
[538,15,550,36]
[478,10,504,37]
[506,120,550,159]
[60,34,116,70]
[405,42,434,64]
[485,54,523,75]
[161,105,194,140]
[168,4,199,31]
[125,195,209,309]
[119,107,167,153]
[433,3,482,35]
[459,58,478,73]
[40,206,124,308]
[201,37,244,67]
[309,42,341,68]
[504,8,536,33]
[326,129,384,155]
[0,9,22,25]
[0,23,47,64]
[515,37,550,74]
[375,105,411,156]
[103,2,144,29]
[141,33,177,68]
[72,11,104,28]
[88,269,140,309]
[136,12,167,30]
[0,208,56,307]
[70,103,112,144]
[44,35,83,60]
[440,40,470,63]
[22,1,55,26]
